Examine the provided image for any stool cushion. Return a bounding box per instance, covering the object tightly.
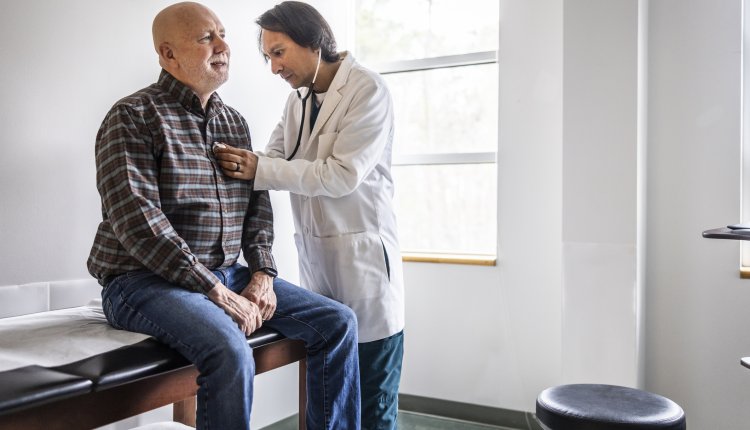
[536,384,686,430]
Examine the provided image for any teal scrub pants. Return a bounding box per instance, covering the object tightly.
[358,330,404,430]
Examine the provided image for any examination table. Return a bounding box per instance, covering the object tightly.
[0,301,306,429]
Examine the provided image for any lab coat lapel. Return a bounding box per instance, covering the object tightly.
[309,53,354,141]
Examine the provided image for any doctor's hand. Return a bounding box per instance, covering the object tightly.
[207,282,263,335]
[213,143,258,181]
[241,271,277,321]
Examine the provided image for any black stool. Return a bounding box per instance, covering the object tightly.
[536,384,686,430]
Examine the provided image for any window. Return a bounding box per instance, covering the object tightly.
[353,0,499,262]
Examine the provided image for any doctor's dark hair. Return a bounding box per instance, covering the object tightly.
[256,1,340,63]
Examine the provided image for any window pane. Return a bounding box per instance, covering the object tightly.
[387,63,498,156]
[393,163,496,254]
[355,0,499,64]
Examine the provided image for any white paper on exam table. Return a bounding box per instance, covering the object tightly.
[0,299,150,372]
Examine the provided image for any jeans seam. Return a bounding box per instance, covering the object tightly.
[272,311,335,428]
[324,349,330,429]
[202,379,210,430]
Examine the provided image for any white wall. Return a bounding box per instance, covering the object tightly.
[401,0,644,412]
[403,3,750,430]
[4,0,750,428]
[561,0,641,386]
[646,0,750,428]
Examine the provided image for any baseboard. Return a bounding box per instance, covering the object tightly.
[398,393,544,430]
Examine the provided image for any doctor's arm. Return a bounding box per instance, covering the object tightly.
[254,80,394,197]
[216,81,393,197]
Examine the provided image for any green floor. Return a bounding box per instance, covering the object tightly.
[261,411,522,430]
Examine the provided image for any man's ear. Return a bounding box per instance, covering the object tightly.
[157,42,177,67]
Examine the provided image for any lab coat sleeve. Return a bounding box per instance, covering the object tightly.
[255,78,393,198]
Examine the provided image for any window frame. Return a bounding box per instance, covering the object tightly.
[351,9,499,265]
[377,52,498,170]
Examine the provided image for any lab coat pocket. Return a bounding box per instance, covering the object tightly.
[316,132,337,159]
[310,232,389,304]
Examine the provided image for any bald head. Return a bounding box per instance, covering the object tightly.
[151,2,230,108]
[152,2,214,52]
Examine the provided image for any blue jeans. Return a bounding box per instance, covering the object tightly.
[101,264,361,430]
[358,330,404,430]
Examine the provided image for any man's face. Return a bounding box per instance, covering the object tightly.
[261,30,319,90]
[170,8,230,97]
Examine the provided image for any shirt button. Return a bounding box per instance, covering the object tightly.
[304,227,310,235]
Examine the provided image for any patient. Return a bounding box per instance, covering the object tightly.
[86,2,360,429]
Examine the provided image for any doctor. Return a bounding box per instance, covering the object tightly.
[214,2,404,428]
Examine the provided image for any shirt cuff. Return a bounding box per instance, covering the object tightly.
[244,247,277,277]
[183,263,221,293]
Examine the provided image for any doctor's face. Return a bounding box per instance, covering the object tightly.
[260,29,319,89]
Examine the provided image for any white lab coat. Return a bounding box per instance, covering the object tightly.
[255,52,404,343]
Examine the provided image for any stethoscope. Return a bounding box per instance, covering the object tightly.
[287,49,322,161]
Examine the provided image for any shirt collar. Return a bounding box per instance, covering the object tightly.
[157,69,225,118]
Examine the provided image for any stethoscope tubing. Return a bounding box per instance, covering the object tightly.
[286,49,322,161]
[287,88,312,161]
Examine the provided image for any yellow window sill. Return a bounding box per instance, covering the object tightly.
[740,267,750,279]
[401,252,497,266]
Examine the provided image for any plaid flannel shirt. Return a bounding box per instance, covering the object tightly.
[87,70,275,293]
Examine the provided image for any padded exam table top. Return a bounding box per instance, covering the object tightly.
[0,301,286,415]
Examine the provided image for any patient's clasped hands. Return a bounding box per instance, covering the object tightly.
[206,271,275,336]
